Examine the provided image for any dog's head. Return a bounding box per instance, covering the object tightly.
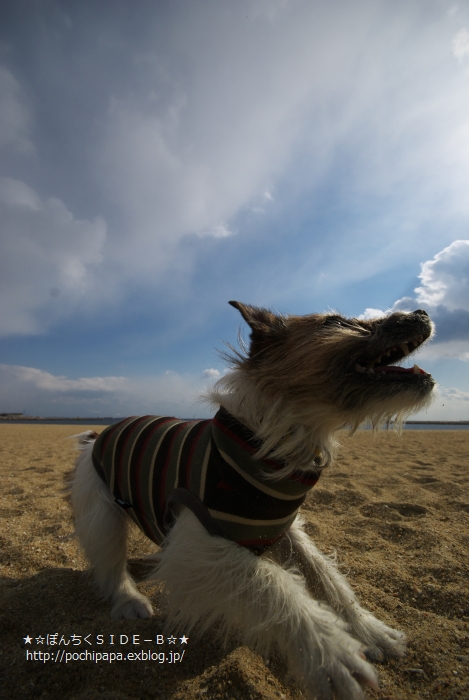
[228,301,435,429]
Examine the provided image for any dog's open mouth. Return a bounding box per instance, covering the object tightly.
[354,333,431,379]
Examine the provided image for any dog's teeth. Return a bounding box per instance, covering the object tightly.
[400,343,410,356]
[367,367,375,374]
[413,363,421,374]
[384,349,391,357]
[355,363,366,373]
[375,355,382,364]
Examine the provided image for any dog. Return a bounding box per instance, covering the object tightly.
[69,301,435,700]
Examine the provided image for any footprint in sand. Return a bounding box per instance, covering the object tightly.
[304,488,336,506]
[412,476,439,484]
[405,475,462,496]
[395,579,469,619]
[22,466,54,473]
[0,507,24,518]
[376,522,435,549]
[360,502,427,518]
[447,501,469,513]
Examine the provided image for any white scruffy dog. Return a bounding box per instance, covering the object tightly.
[69,301,435,699]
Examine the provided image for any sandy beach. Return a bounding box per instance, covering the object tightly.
[1,424,468,700]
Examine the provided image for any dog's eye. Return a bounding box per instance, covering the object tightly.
[323,316,344,327]
[323,316,359,331]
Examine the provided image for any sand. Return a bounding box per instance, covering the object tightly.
[1,424,468,700]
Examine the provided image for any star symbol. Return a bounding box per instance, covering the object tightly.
[23,635,32,644]
[35,635,45,645]
[179,635,189,644]
[167,635,177,644]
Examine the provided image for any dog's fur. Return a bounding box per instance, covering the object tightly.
[69,302,435,700]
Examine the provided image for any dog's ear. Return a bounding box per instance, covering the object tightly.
[228,301,279,331]
[229,301,286,359]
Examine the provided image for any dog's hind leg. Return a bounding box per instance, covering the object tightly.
[272,516,406,661]
[70,444,153,620]
[151,508,379,700]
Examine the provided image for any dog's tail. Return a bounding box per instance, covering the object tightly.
[68,430,99,451]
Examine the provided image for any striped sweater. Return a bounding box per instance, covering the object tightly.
[92,408,320,554]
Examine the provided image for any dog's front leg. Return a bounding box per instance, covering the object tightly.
[151,509,378,700]
[274,516,406,661]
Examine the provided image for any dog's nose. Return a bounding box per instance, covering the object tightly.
[413,309,429,317]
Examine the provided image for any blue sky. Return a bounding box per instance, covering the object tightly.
[0,0,468,420]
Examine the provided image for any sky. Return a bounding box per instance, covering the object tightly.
[0,0,468,420]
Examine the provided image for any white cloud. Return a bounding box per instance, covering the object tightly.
[0,364,211,418]
[198,222,233,239]
[412,385,469,422]
[452,28,469,62]
[0,177,40,209]
[414,239,469,311]
[0,178,107,336]
[377,240,469,361]
[412,339,469,362]
[441,387,469,401]
[93,1,396,273]
[202,368,221,379]
[0,365,126,393]
[358,308,387,320]
[0,66,33,154]
[98,2,469,288]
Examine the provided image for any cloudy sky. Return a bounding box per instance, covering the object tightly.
[0,0,468,420]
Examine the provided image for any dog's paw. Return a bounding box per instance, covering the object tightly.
[352,612,407,661]
[307,632,379,700]
[111,594,153,620]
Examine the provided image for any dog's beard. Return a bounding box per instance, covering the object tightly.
[329,309,435,424]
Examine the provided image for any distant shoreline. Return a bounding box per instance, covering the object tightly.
[0,415,122,422]
[404,420,469,425]
[0,416,118,420]
[0,415,467,426]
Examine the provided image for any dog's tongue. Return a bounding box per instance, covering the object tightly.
[374,364,429,375]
